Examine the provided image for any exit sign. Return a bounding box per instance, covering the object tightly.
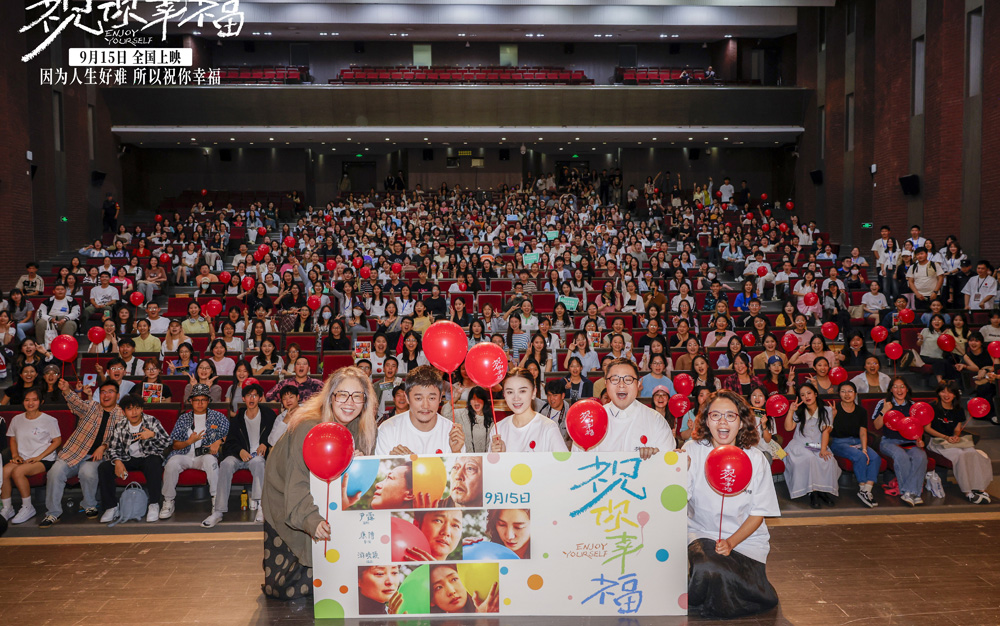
[861,222,873,229]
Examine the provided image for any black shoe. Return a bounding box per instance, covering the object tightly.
[809,492,821,509]
[818,492,835,506]
[39,514,60,529]
[84,507,100,519]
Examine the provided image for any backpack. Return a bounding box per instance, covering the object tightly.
[108,482,148,527]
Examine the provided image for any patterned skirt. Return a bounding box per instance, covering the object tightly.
[262,521,314,600]
[688,538,779,619]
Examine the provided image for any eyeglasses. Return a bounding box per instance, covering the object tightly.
[606,375,637,386]
[109,366,125,372]
[334,391,366,404]
[707,411,740,423]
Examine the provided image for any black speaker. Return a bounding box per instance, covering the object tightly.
[689,148,700,160]
[669,43,680,55]
[354,42,365,54]
[91,170,106,185]
[219,149,232,162]
[422,149,434,161]
[809,169,824,185]
[499,148,510,161]
[899,174,920,196]
[564,43,574,54]
[30,165,37,179]
[243,41,255,53]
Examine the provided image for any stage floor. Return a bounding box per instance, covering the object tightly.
[3,512,1000,625]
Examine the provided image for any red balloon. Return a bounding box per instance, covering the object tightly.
[129,291,144,306]
[885,342,903,360]
[721,203,728,210]
[969,397,991,419]
[897,417,923,441]
[764,209,771,217]
[821,321,839,340]
[391,262,403,275]
[302,422,355,482]
[205,299,223,317]
[324,214,332,223]
[936,334,956,352]
[745,212,754,222]
[778,223,788,233]
[241,276,256,291]
[785,201,795,210]
[87,326,106,344]
[696,202,704,210]
[716,190,722,198]
[458,283,467,292]
[50,335,79,362]
[898,308,915,324]
[761,193,768,201]
[741,332,756,348]
[990,341,1000,359]
[242,377,260,389]
[307,295,322,311]
[765,394,789,417]
[325,259,336,272]
[154,214,163,222]
[803,292,819,307]
[257,227,267,237]
[284,236,296,248]
[762,224,770,232]
[756,265,768,277]
[465,342,508,388]
[884,410,903,431]
[257,244,269,256]
[253,250,264,262]
[781,333,799,353]
[705,445,753,495]
[218,271,231,284]
[829,366,848,385]
[159,253,171,264]
[565,399,609,451]
[391,516,433,562]
[871,326,888,343]
[352,257,364,269]
[201,188,208,196]
[673,373,694,396]
[423,321,469,373]
[725,222,732,228]
[911,401,934,427]
[668,394,691,418]
[360,267,371,279]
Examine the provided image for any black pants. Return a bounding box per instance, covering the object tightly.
[688,538,778,620]
[98,455,163,508]
[102,217,117,233]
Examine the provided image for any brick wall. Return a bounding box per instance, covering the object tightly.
[849,0,877,249]
[794,8,820,228]
[822,1,846,243]
[980,6,1000,258]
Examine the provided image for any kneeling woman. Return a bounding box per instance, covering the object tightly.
[684,389,780,620]
[490,368,568,453]
[261,366,378,599]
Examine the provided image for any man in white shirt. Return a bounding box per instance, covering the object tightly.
[963,261,997,311]
[743,251,774,297]
[718,177,735,203]
[773,261,798,301]
[572,359,675,458]
[870,226,897,265]
[34,284,80,339]
[906,225,926,250]
[14,262,44,296]
[821,267,845,293]
[375,366,466,456]
[85,272,120,319]
[117,339,145,376]
[906,248,944,310]
[144,302,171,336]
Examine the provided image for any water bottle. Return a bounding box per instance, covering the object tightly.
[240,488,248,511]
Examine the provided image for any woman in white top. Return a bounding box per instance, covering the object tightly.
[1,388,61,524]
[860,281,889,325]
[684,389,780,620]
[490,368,568,453]
[208,339,236,377]
[782,382,841,507]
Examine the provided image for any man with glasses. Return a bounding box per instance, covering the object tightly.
[95,357,136,396]
[202,383,275,527]
[573,358,675,459]
[375,365,466,456]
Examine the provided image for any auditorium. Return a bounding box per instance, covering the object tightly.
[1,0,999,624]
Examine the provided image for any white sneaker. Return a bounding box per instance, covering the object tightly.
[254,508,264,523]
[12,504,37,525]
[1,506,15,522]
[146,504,160,523]
[159,500,175,519]
[100,507,118,523]
[201,512,224,528]
[249,499,259,511]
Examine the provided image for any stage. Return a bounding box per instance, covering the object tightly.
[3,512,999,625]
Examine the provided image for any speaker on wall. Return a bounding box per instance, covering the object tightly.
[688,148,700,160]
[499,148,510,161]
[354,42,365,54]
[809,169,824,185]
[91,170,106,185]
[899,174,920,196]
[422,149,434,161]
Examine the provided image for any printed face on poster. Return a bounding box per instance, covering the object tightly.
[311,451,689,618]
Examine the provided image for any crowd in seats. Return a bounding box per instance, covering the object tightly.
[218,66,307,84]
[1,168,999,532]
[331,65,593,85]
[616,66,718,85]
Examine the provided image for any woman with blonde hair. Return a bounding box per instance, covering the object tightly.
[261,366,378,600]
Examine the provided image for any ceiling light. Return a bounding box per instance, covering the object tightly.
[575,137,580,140]
[192,31,201,35]
[604,34,612,38]
[252,32,259,36]
[264,32,272,36]
[364,147,369,151]
[331,33,339,36]
[638,142,642,145]
[501,137,506,140]
[594,34,602,38]
[423,137,428,140]
[659,34,668,38]
[190,137,196,141]
[723,137,729,140]
[269,137,274,141]
[591,147,596,150]
[671,35,680,38]
[385,137,390,141]
[652,137,657,140]
[346,137,351,141]
[559,147,563,150]
[458,33,466,37]
[688,137,693,140]
[319,32,327,36]
[526,33,534,37]
[230,137,235,141]
[537,34,544,37]
[724,34,733,38]
[538,137,543,140]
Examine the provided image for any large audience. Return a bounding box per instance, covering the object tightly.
[0,174,996,532]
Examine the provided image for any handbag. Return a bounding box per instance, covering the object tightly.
[933,434,975,449]
[848,305,865,320]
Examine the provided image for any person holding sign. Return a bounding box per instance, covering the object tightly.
[490,368,568,453]
[375,366,466,456]
[572,358,675,458]
[684,389,780,619]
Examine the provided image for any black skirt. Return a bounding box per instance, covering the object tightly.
[688,538,779,620]
[262,521,314,600]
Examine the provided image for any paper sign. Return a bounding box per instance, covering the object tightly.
[558,296,580,312]
[546,230,560,241]
[354,341,372,362]
[523,253,540,266]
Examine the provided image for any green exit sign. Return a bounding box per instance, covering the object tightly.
[861,222,873,229]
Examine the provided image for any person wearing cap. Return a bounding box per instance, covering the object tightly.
[202,383,276,528]
[639,354,675,398]
[159,383,229,520]
[36,364,63,404]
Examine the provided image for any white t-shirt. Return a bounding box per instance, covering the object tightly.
[245,412,262,452]
[9,413,61,461]
[90,285,120,306]
[374,412,464,455]
[127,421,143,458]
[684,439,780,563]
[269,412,290,447]
[186,413,208,458]
[494,413,568,453]
[44,297,73,319]
[572,401,676,453]
[719,183,735,202]
[146,316,171,335]
[212,357,236,377]
[861,292,888,313]
[962,276,998,311]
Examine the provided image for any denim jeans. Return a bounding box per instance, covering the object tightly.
[45,458,101,517]
[879,438,927,496]
[213,455,265,513]
[15,321,35,341]
[829,437,881,484]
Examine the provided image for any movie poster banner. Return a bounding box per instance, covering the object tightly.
[311,451,689,618]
